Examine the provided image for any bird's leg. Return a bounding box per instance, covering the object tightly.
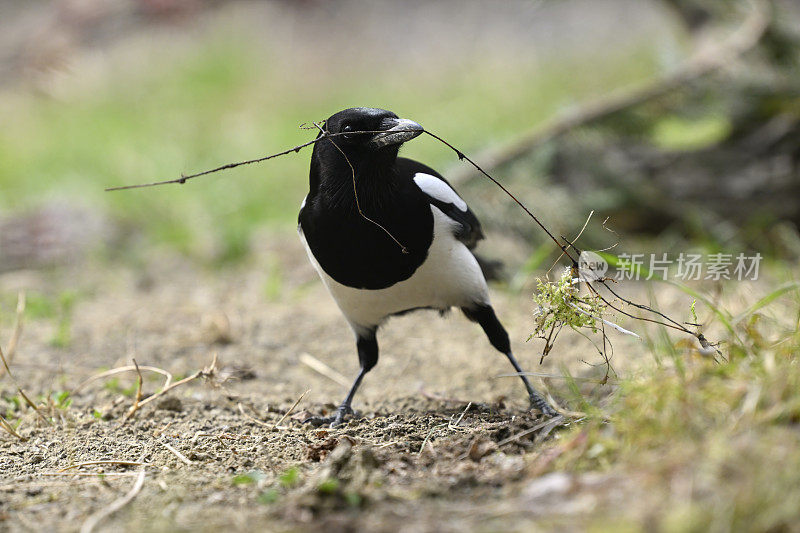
[462,304,557,417]
[304,329,378,428]
[326,368,366,426]
[503,350,557,416]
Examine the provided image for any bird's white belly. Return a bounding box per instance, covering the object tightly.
[299,206,489,335]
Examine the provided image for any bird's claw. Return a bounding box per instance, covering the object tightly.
[302,406,354,428]
[529,394,558,417]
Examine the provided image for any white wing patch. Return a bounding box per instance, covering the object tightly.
[413,173,467,212]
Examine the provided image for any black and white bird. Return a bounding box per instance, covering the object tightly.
[298,107,555,426]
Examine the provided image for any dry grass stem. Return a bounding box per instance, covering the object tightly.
[417,423,447,456]
[136,352,218,409]
[0,291,26,375]
[544,389,587,419]
[79,468,146,533]
[40,472,141,477]
[273,389,310,429]
[72,365,173,395]
[449,402,473,430]
[495,371,608,383]
[58,461,150,472]
[418,389,473,405]
[0,413,26,441]
[237,403,271,428]
[91,353,219,424]
[496,417,565,447]
[153,421,174,438]
[18,388,53,426]
[566,302,641,339]
[299,352,350,388]
[0,300,53,427]
[120,359,144,425]
[158,438,193,466]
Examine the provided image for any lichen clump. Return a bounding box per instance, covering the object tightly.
[532,267,607,337]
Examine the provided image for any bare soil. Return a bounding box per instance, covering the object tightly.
[0,230,644,532]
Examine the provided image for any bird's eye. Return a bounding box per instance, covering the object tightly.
[341,124,353,133]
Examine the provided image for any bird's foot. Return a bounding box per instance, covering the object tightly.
[303,405,354,428]
[528,392,558,418]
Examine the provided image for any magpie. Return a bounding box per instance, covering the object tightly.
[298,107,556,426]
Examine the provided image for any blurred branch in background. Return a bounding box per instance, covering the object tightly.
[449,0,770,184]
[456,0,800,255]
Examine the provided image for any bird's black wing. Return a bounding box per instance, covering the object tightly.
[397,158,484,249]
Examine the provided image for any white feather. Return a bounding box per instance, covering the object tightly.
[299,206,489,335]
[413,173,467,211]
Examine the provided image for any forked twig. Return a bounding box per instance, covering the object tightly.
[136,352,217,410]
[76,353,218,423]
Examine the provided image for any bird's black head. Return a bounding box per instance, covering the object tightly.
[319,107,423,162]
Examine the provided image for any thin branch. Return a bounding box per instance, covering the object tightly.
[566,301,641,339]
[312,121,409,253]
[104,129,421,192]
[103,139,319,191]
[598,279,690,333]
[423,130,576,264]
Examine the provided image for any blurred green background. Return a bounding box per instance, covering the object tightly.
[0,0,687,264]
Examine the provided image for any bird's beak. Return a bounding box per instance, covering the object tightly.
[370,118,424,148]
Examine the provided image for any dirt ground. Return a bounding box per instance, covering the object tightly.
[0,229,651,532]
